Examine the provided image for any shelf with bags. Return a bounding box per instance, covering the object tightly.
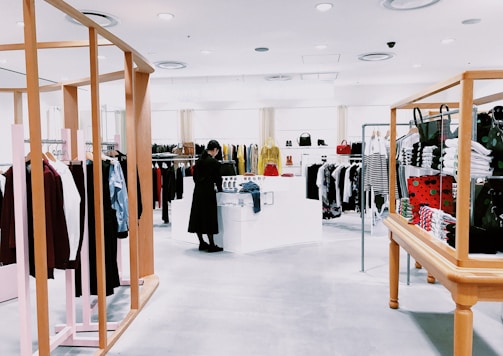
[386,69,503,356]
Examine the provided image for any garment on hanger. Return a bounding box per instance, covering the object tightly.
[258,138,281,175]
[47,158,82,262]
[75,160,120,296]
[0,161,71,279]
[109,160,129,236]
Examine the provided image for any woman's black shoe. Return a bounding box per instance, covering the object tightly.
[199,242,210,251]
[207,244,223,252]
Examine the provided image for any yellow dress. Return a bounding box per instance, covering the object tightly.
[258,143,281,175]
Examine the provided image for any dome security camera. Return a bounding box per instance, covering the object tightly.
[387,41,396,48]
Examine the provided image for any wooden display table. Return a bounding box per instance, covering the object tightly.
[385,70,503,356]
[385,214,503,355]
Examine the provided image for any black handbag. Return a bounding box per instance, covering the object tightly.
[298,132,311,146]
[413,106,453,146]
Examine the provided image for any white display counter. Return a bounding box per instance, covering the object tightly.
[172,175,322,253]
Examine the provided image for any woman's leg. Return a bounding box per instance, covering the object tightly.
[207,234,223,252]
[197,233,209,250]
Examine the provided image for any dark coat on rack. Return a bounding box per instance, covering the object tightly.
[188,151,222,234]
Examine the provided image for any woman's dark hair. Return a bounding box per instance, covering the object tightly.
[207,140,221,151]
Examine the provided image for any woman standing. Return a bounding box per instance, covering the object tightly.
[188,140,224,252]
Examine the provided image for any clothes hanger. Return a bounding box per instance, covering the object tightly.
[45,151,57,162]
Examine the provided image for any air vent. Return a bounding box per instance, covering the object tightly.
[66,10,119,27]
[358,52,395,61]
[155,61,187,70]
[381,0,440,10]
[265,74,292,81]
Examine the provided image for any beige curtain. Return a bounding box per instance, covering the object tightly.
[259,107,275,148]
[179,109,193,143]
[337,105,348,144]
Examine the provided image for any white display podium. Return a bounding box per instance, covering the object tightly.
[172,175,322,253]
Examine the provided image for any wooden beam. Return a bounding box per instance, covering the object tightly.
[44,0,154,74]
[391,72,464,109]
[0,39,113,51]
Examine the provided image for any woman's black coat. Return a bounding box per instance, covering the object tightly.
[188,152,223,234]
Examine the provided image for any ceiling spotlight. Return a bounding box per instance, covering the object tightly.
[155,61,187,69]
[255,47,269,52]
[358,52,395,61]
[66,10,119,27]
[381,0,440,10]
[158,13,175,21]
[316,3,333,12]
[441,38,455,45]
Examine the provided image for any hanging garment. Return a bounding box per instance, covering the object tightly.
[0,161,71,278]
[75,160,120,297]
[109,160,129,235]
[67,163,85,269]
[48,159,82,262]
[306,163,322,200]
[258,141,281,175]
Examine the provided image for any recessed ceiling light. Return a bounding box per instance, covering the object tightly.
[265,74,292,81]
[316,3,333,12]
[441,38,455,45]
[462,18,481,25]
[158,13,175,21]
[255,47,269,52]
[155,61,187,69]
[66,10,119,28]
[381,0,440,10]
[358,52,395,61]
[315,44,328,50]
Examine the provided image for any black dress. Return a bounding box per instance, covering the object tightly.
[188,152,222,234]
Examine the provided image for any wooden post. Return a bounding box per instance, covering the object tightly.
[23,0,50,354]
[89,26,107,349]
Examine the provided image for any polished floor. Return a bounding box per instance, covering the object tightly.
[2,211,503,355]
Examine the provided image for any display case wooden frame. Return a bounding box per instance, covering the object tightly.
[384,70,503,356]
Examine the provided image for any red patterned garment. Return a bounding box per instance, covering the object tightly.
[407,174,455,222]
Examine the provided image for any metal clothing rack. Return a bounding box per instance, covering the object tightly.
[360,122,411,275]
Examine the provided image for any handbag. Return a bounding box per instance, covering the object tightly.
[336,140,352,154]
[298,132,311,146]
[183,142,195,155]
[413,106,453,146]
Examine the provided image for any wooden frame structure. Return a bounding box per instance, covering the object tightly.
[384,70,503,356]
[2,1,158,354]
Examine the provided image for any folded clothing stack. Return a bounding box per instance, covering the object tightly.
[442,138,493,177]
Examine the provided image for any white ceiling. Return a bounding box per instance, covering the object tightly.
[1,0,502,107]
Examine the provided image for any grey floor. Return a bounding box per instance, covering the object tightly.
[2,210,503,355]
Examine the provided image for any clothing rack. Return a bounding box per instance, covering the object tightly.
[360,122,411,275]
[4,2,157,354]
